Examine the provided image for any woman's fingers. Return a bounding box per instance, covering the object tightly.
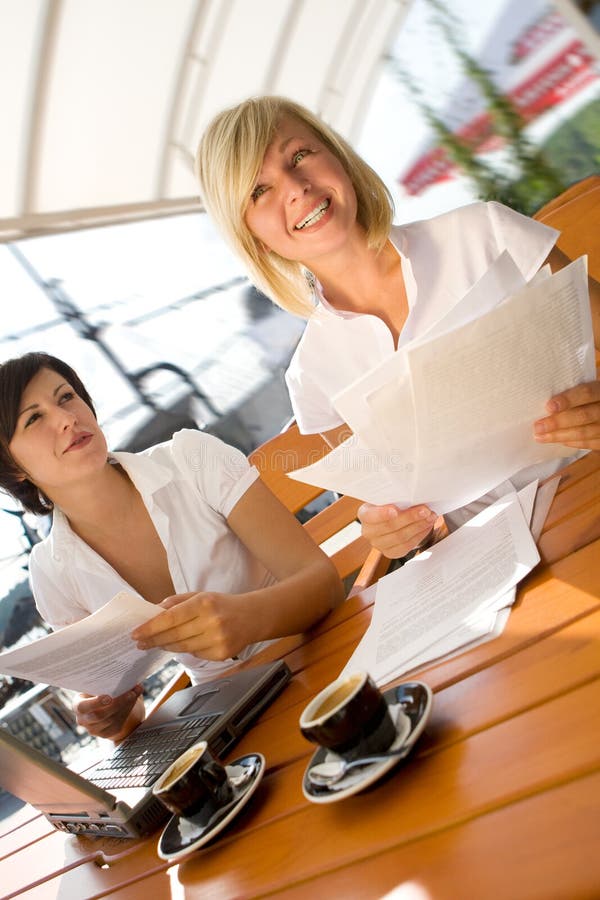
[74,686,143,738]
[534,381,600,450]
[130,594,197,644]
[132,593,241,659]
[132,595,203,644]
[358,504,437,559]
[135,617,209,653]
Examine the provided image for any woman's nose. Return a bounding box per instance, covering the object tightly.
[55,407,76,429]
[283,170,311,203]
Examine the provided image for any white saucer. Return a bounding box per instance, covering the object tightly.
[157,753,265,861]
[302,681,432,804]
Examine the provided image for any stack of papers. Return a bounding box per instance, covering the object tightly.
[289,254,594,514]
[341,477,559,686]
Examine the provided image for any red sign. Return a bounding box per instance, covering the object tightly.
[510,11,564,63]
[400,39,598,196]
[511,40,597,119]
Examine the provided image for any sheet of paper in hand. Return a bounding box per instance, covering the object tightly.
[0,591,171,695]
[288,256,593,515]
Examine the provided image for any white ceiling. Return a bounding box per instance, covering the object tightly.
[0,0,413,243]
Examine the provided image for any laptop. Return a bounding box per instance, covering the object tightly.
[0,659,290,838]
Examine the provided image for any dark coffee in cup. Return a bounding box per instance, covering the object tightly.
[299,671,396,761]
[152,741,233,819]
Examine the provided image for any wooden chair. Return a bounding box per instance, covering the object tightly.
[248,422,389,594]
[533,174,600,281]
[534,174,600,370]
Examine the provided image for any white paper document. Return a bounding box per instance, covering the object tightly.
[0,592,172,696]
[399,475,559,669]
[341,488,541,686]
[289,256,593,514]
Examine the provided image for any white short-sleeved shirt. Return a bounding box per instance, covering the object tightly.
[286,201,559,434]
[284,200,582,528]
[29,429,275,684]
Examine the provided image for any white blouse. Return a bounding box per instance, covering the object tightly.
[284,200,583,528]
[29,429,274,684]
[286,200,559,434]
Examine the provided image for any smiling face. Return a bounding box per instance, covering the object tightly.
[244,115,360,270]
[8,367,107,501]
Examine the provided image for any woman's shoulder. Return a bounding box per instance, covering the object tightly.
[29,534,51,572]
[133,428,232,461]
[396,201,490,237]
[149,429,250,476]
[164,429,256,513]
[397,200,552,265]
[398,199,550,243]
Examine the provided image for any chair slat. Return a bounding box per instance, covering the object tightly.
[534,175,600,281]
[249,424,329,513]
[250,424,389,591]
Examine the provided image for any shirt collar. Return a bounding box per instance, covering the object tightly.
[47,506,75,553]
[47,449,172,560]
[108,448,172,498]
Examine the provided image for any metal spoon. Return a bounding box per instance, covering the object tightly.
[226,760,259,789]
[307,744,412,788]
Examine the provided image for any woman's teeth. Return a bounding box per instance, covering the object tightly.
[295,200,330,230]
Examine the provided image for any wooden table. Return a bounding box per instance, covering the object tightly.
[1,454,599,900]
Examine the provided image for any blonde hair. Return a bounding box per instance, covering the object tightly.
[195,96,394,318]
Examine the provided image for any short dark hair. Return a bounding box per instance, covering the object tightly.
[0,352,96,515]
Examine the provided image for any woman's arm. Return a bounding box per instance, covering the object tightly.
[131,479,343,659]
[533,246,600,451]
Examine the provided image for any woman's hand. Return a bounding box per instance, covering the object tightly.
[131,592,249,661]
[132,478,343,659]
[358,503,438,559]
[534,381,600,451]
[73,685,145,741]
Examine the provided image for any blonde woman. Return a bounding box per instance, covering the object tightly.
[196,96,600,559]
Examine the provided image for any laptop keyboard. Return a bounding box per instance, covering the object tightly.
[87,715,217,789]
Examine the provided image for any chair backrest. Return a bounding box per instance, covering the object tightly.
[247,423,329,514]
[249,423,388,590]
[534,175,600,281]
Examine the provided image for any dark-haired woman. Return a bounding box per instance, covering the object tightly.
[0,352,342,740]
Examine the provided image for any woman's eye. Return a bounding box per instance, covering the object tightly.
[24,411,41,428]
[251,185,266,202]
[292,149,310,166]
[59,390,75,404]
